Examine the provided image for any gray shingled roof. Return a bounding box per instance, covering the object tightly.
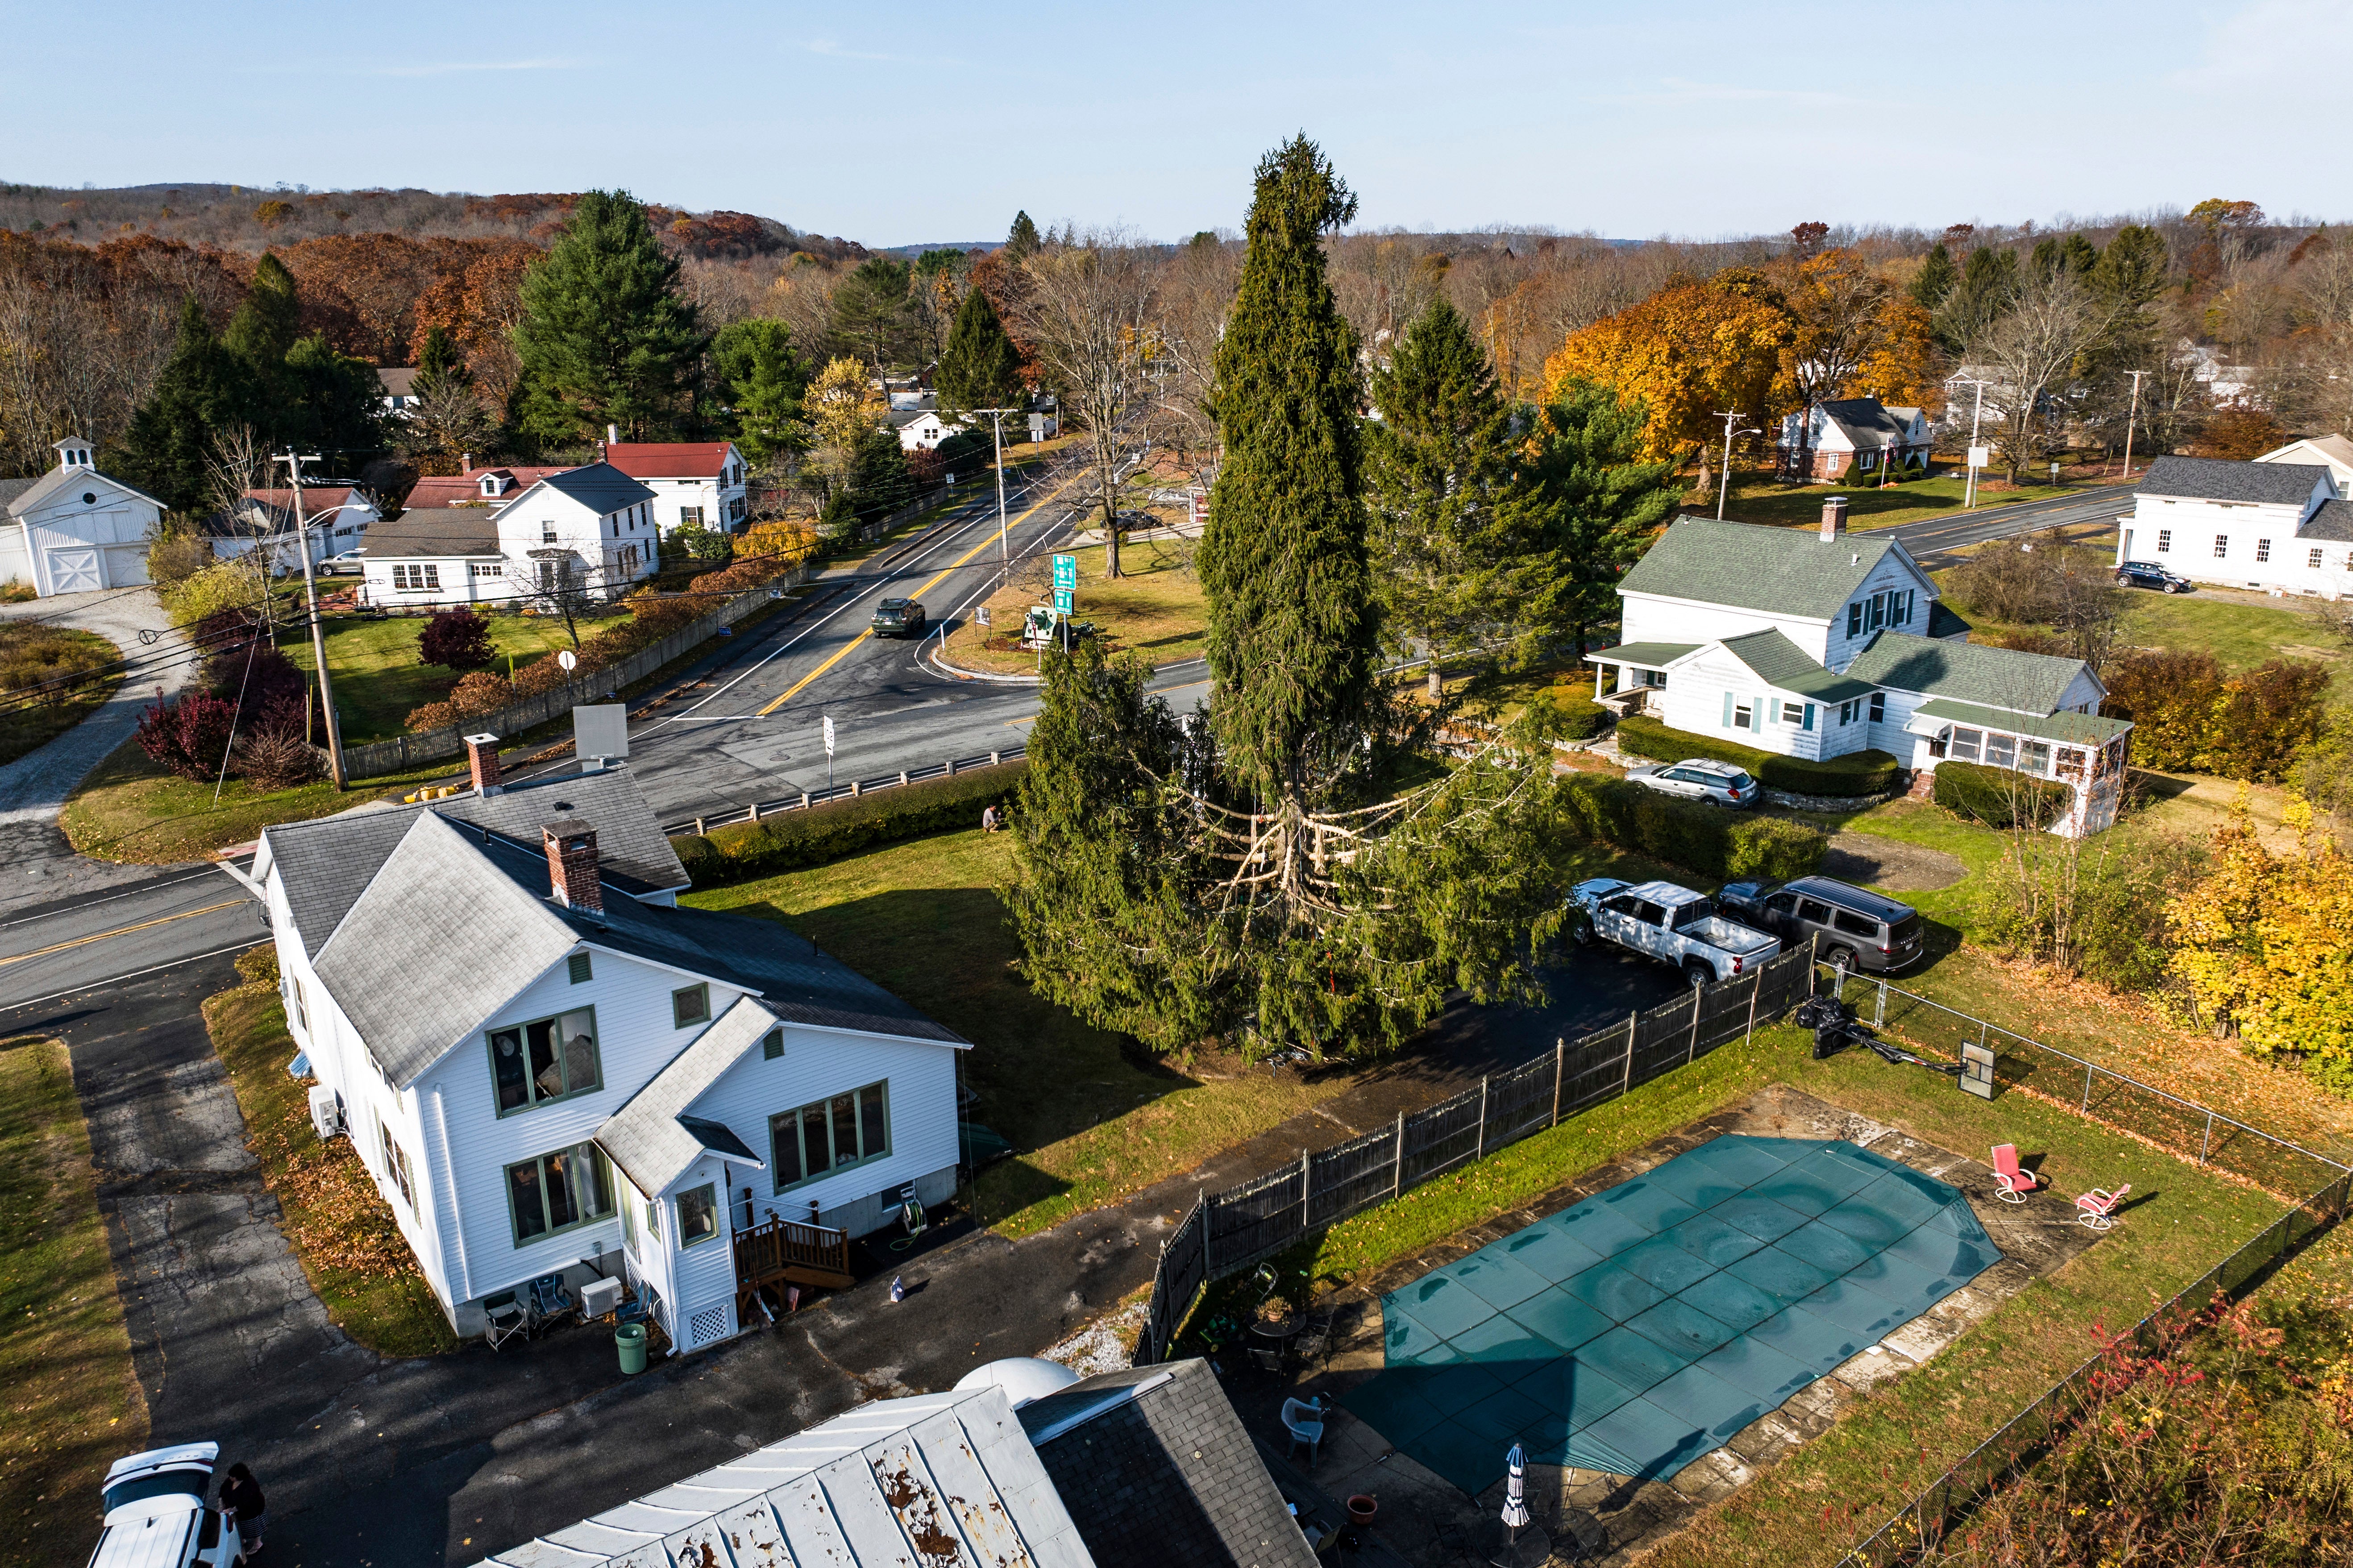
[2302,498,2353,542]
[4,465,164,518]
[1719,629,1878,703]
[536,461,657,515]
[2136,456,2331,506]
[596,997,782,1196]
[474,1385,1094,1568]
[1912,698,2132,747]
[1021,1359,1316,1568]
[262,770,688,958]
[1619,516,1916,622]
[1842,630,2092,713]
[0,477,38,511]
[1818,398,1918,448]
[361,507,503,557]
[1584,641,1700,668]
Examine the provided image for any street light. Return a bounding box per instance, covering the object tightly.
[1714,411,1761,520]
[1953,380,1992,509]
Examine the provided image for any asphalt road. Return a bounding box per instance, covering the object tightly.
[0,864,265,1012]
[1877,482,2133,559]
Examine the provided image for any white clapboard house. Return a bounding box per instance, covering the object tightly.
[602,441,750,534]
[0,438,166,595]
[254,746,966,1349]
[2115,455,2352,600]
[359,461,661,611]
[1587,502,2133,835]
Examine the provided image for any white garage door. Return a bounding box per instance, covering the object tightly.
[103,544,149,586]
[46,548,102,593]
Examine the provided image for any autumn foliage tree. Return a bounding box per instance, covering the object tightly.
[1783,249,1938,410]
[1542,268,1794,464]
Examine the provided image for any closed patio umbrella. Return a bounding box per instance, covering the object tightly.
[1490,1443,1534,1567]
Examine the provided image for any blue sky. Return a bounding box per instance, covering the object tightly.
[10,0,2349,245]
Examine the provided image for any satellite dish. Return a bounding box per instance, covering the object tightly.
[557,650,578,672]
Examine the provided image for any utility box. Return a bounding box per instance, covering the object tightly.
[308,1085,344,1140]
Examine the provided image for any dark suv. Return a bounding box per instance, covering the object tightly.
[2115,560,2192,593]
[870,597,927,638]
[1718,875,1925,973]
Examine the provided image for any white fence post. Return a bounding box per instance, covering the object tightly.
[1299,1147,1312,1236]
[1745,967,1762,1045]
[1392,1111,1406,1197]
[1475,1076,1490,1161]
[1621,1011,1638,1096]
[1551,1038,1565,1127]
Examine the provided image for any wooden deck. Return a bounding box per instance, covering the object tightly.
[734,1214,853,1319]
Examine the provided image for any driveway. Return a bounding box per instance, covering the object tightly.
[0,586,198,914]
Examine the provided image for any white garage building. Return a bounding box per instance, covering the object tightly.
[0,438,166,597]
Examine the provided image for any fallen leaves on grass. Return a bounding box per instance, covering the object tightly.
[246,1105,421,1282]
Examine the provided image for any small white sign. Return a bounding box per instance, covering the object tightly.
[557,649,578,672]
[975,606,992,627]
[1967,444,1991,469]
[822,714,836,756]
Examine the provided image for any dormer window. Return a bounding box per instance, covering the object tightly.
[480,474,506,497]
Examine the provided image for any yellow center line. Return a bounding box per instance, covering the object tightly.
[0,900,247,968]
[756,473,1086,719]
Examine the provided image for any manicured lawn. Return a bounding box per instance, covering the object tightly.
[59,733,442,864]
[683,828,1353,1238]
[203,971,458,1357]
[1717,469,2093,532]
[940,534,1206,676]
[2122,591,2350,689]
[281,612,594,746]
[0,1034,147,1568]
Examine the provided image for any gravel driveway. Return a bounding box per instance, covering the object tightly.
[0,585,196,909]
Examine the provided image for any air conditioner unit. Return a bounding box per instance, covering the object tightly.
[308,1085,344,1141]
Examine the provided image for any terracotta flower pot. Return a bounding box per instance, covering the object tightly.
[1346,1495,1378,1526]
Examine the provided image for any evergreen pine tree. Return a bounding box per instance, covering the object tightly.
[413,324,473,395]
[1910,243,1957,312]
[1004,211,1041,262]
[280,334,387,458]
[710,319,806,468]
[224,254,302,369]
[934,286,1024,420]
[113,297,254,512]
[1198,135,1379,801]
[513,189,707,444]
[828,258,915,374]
[1364,297,1517,697]
[1520,379,1683,657]
[1933,246,2020,356]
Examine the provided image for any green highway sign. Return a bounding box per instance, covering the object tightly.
[1052,588,1074,613]
[1052,553,1077,591]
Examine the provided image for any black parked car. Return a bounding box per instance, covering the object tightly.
[2114,560,2192,593]
[1718,875,1925,974]
[870,597,927,638]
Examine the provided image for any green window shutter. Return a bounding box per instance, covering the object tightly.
[1847,603,1863,637]
[1803,704,1816,731]
[1722,691,1733,727]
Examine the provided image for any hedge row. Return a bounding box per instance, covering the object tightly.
[1560,773,1827,884]
[672,762,1026,886]
[1615,715,1901,798]
[1930,758,2070,830]
[1552,697,1613,742]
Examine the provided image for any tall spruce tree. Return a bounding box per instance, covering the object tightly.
[114,297,254,512]
[710,318,806,468]
[224,254,302,369]
[1004,211,1041,262]
[935,286,1024,420]
[413,324,473,395]
[1910,243,1957,312]
[1365,296,1518,697]
[513,189,706,444]
[1199,135,1380,801]
[1522,379,1682,657]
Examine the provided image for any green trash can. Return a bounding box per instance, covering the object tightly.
[615,1322,648,1375]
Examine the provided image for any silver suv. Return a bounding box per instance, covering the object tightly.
[1627,758,1758,807]
[1719,876,1925,973]
[89,1444,241,1568]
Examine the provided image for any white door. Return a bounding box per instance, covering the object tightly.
[46,548,101,593]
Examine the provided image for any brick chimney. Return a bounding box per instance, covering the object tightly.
[464,732,502,796]
[543,820,603,913]
[1820,496,1849,540]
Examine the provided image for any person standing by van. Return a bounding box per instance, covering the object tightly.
[220,1464,266,1559]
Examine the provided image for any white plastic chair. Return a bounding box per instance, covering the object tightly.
[1282,1396,1326,1467]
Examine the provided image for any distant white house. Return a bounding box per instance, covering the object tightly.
[378,367,419,418]
[254,757,967,1345]
[1775,398,1932,483]
[405,464,578,510]
[602,441,749,533]
[1589,504,2131,835]
[359,461,661,610]
[207,485,382,573]
[2115,455,2352,599]
[2255,434,2353,496]
[887,394,973,453]
[0,438,165,596]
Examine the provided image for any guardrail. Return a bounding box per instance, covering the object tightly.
[1133,945,1817,1367]
[1831,966,2352,1564]
[662,743,1028,838]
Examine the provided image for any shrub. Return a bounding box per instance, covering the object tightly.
[450,670,513,716]
[146,532,213,590]
[1558,773,1827,882]
[235,697,324,790]
[204,638,306,719]
[0,623,115,705]
[0,579,33,604]
[135,688,238,780]
[418,608,495,670]
[1932,758,2070,829]
[1614,715,1900,798]
[1546,694,1613,741]
[160,559,265,627]
[234,943,280,988]
[623,590,704,641]
[2103,650,2328,782]
[509,654,574,698]
[671,521,733,564]
[1975,828,2201,990]
[673,762,1028,886]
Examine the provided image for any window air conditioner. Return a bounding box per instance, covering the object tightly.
[308,1085,344,1141]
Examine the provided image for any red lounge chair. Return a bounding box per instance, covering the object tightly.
[2075,1185,2131,1231]
[1991,1145,2040,1204]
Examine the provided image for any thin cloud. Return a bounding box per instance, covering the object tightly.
[370,58,582,78]
[802,38,962,66]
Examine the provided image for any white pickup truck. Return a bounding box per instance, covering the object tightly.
[1569,877,1782,986]
[87,1443,241,1568]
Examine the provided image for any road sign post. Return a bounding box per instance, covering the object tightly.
[1051,588,1074,614]
[822,713,836,786]
[1052,553,1077,592]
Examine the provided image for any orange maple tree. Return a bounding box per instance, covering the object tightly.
[1542,268,1794,462]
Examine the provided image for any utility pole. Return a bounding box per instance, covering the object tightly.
[2120,369,2147,482]
[1954,379,1992,509]
[1713,410,1760,520]
[278,452,346,789]
[973,408,1015,564]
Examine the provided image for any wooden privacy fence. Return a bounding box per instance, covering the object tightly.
[339,560,813,780]
[1134,945,1815,1367]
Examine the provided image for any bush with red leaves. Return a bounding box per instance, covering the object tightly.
[418,608,495,671]
[136,688,239,780]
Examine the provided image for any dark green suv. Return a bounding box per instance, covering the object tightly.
[870,597,927,638]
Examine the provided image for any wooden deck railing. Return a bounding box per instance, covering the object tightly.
[733,1214,853,1313]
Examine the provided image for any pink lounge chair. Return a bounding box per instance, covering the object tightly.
[2075,1185,2131,1231]
[1991,1145,2040,1204]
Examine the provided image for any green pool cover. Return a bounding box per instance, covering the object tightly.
[1342,1136,1997,1494]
